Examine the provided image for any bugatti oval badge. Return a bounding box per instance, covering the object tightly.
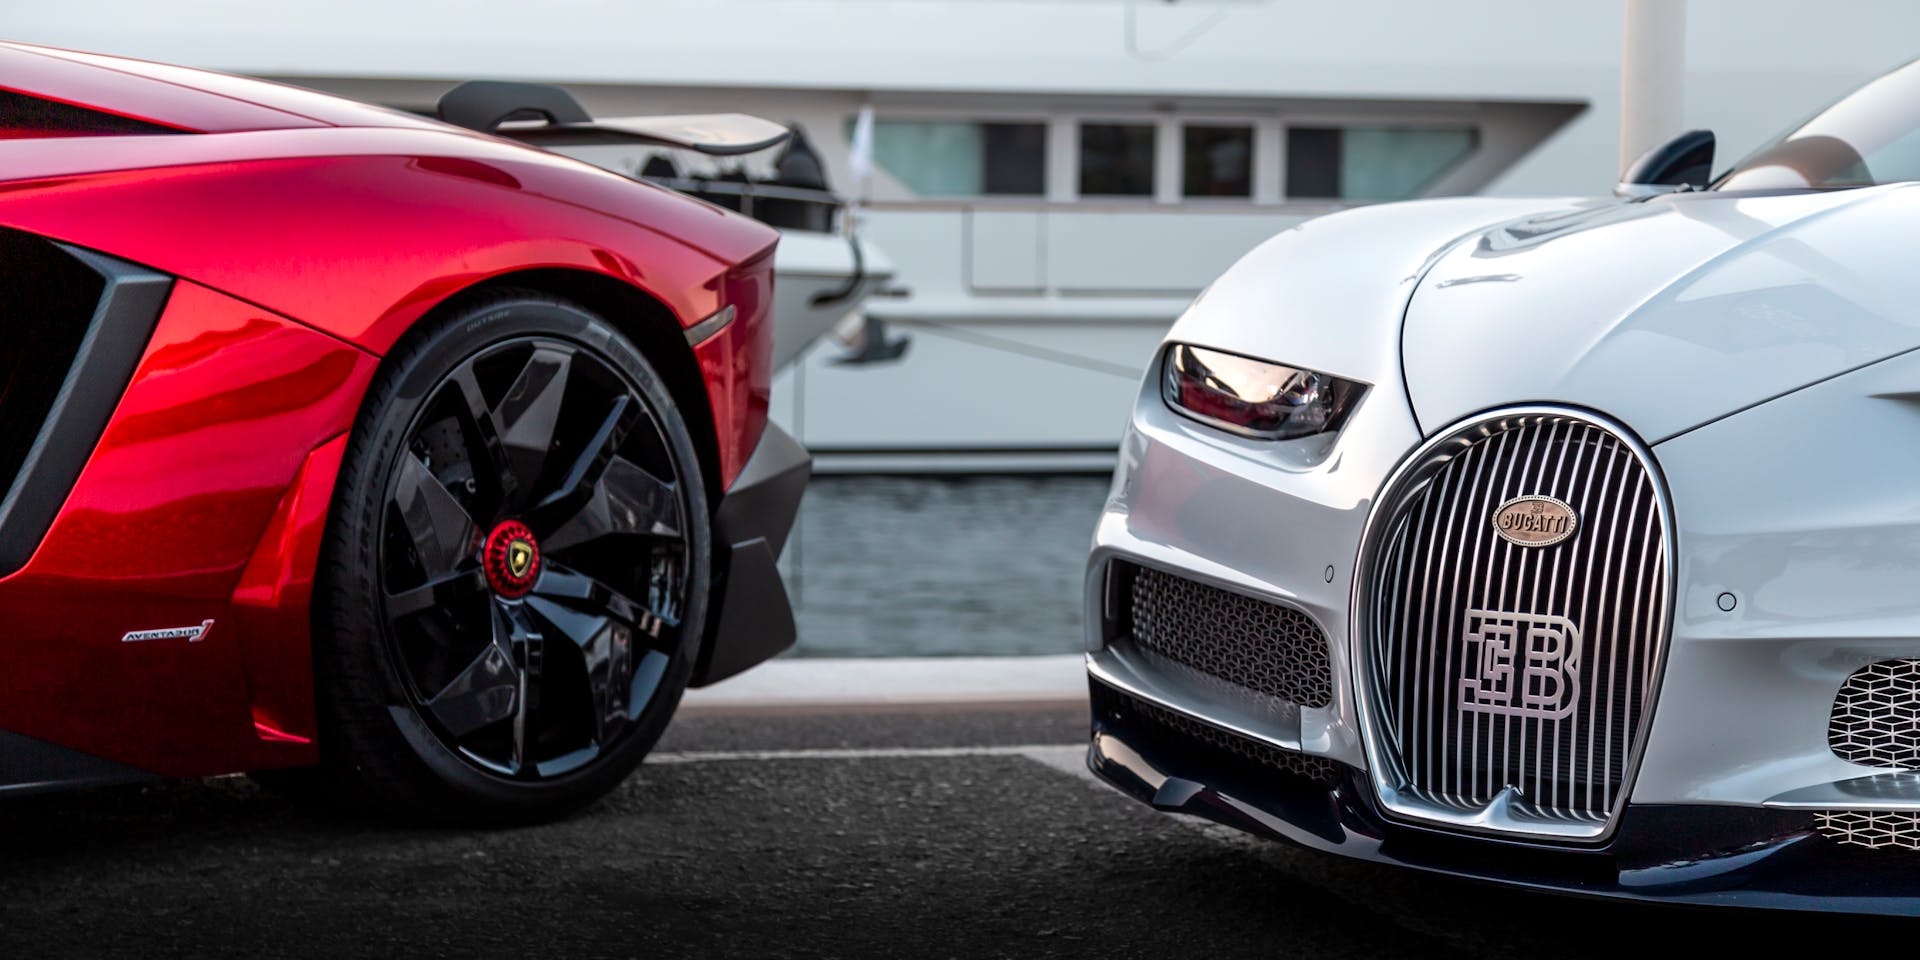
[1492,495,1578,547]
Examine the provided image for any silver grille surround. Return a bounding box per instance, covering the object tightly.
[1351,406,1676,842]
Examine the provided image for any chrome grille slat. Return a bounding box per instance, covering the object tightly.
[1402,476,1439,771]
[1488,424,1530,800]
[1415,435,1472,786]
[1508,419,1552,801]
[1359,409,1673,839]
[1533,420,1579,810]
[1376,516,1411,756]
[1464,432,1507,804]
[1586,440,1629,813]
[1461,428,1516,802]
[1519,419,1567,807]
[1439,438,1494,803]
[1557,423,1607,812]
[1603,452,1648,812]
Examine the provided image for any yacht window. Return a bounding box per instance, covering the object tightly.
[1286,126,1476,201]
[1182,125,1253,198]
[1079,123,1156,196]
[867,120,1046,196]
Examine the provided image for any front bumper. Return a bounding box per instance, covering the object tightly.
[1087,676,1920,914]
[691,423,810,687]
[1087,350,1920,913]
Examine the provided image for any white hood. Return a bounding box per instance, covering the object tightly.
[1402,184,1920,443]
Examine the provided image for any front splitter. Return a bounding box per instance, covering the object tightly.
[1087,677,1920,916]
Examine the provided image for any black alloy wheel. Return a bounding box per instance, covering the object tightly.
[312,291,710,822]
[381,333,689,777]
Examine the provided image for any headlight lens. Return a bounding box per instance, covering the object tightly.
[1161,343,1365,441]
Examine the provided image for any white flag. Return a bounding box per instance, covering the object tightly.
[848,104,875,193]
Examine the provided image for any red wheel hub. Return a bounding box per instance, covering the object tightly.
[483,520,541,599]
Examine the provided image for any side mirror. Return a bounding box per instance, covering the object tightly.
[1615,129,1715,198]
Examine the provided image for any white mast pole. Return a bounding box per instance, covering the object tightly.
[1619,0,1687,176]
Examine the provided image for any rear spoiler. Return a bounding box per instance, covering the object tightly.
[437,80,791,157]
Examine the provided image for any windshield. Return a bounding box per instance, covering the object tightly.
[1716,57,1920,191]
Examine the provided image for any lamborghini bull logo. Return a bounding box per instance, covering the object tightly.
[507,539,535,579]
[1458,609,1581,720]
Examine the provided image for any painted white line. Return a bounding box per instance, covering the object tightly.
[678,654,1088,710]
[650,744,1078,764]
[1016,744,1099,781]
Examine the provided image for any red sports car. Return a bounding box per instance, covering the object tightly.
[0,42,808,821]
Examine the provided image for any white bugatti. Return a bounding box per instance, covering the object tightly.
[1085,58,1920,912]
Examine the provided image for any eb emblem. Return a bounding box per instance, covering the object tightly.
[1458,609,1581,720]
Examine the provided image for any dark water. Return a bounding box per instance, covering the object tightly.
[778,475,1110,657]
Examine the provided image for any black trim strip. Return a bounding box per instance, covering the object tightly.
[692,424,811,687]
[0,245,171,577]
[0,727,156,795]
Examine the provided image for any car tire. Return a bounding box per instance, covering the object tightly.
[311,289,710,824]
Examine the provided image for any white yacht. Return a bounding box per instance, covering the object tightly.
[15,0,1920,470]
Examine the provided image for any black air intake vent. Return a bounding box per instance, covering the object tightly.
[0,231,104,490]
[0,230,171,576]
[1094,682,1342,785]
[1120,563,1334,709]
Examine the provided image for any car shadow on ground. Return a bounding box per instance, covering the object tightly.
[0,730,1913,958]
[0,775,349,852]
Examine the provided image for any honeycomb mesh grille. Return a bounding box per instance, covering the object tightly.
[1830,659,1920,768]
[1817,810,1920,851]
[1106,687,1341,785]
[1127,565,1333,708]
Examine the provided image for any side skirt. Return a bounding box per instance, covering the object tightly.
[0,727,157,797]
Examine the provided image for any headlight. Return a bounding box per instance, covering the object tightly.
[1161,343,1365,441]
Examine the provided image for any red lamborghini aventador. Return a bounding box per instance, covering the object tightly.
[0,42,809,821]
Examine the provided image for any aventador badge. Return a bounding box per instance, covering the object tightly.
[1491,495,1578,547]
[121,620,215,643]
[508,539,535,579]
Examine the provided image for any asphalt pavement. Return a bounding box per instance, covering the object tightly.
[0,703,1906,958]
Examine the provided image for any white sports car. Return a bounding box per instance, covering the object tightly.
[1085,58,1920,913]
